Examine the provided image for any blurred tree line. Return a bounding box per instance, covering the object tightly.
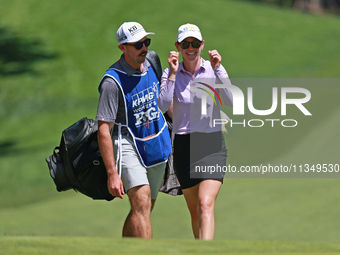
[251,0,340,14]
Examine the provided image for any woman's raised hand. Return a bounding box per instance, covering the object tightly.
[208,50,221,69]
[168,51,179,79]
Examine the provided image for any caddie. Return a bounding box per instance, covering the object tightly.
[96,21,171,238]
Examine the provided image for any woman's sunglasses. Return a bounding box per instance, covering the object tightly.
[124,38,151,50]
[179,40,202,49]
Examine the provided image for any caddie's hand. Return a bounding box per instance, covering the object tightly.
[168,51,179,76]
[107,172,124,199]
[209,50,221,69]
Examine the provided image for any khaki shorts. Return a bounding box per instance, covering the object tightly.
[113,134,166,200]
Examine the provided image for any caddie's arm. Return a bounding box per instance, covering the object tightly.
[98,121,124,199]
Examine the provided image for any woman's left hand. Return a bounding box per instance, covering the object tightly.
[208,50,221,69]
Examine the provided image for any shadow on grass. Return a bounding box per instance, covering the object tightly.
[0,139,47,157]
[0,140,22,157]
[0,26,58,76]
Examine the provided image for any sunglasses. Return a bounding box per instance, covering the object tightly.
[179,40,202,49]
[124,38,151,50]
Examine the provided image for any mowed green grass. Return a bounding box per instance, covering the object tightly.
[1,104,339,241]
[1,108,340,241]
[0,0,340,253]
[1,236,340,255]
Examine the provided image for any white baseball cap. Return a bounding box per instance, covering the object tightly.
[177,23,202,43]
[116,22,155,45]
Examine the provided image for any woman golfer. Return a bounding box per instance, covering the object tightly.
[158,23,233,240]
